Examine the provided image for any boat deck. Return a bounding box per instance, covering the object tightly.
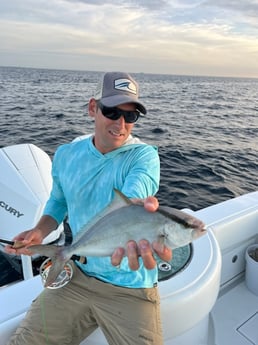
[211,279,258,345]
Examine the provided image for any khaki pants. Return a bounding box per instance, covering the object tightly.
[8,262,163,345]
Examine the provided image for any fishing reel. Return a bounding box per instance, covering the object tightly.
[40,258,73,289]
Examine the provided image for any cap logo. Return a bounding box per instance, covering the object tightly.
[114,78,137,95]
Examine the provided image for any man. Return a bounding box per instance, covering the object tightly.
[5,71,172,345]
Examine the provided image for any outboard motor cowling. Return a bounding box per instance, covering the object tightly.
[0,144,63,280]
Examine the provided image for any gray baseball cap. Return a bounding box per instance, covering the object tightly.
[94,72,147,115]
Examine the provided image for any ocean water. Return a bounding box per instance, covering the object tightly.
[1,66,258,285]
[1,66,258,211]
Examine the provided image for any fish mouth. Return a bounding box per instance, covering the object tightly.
[192,227,207,240]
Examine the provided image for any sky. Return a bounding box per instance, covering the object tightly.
[0,0,258,78]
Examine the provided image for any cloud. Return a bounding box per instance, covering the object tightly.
[63,0,170,11]
[0,0,257,77]
[203,0,258,17]
[201,0,258,30]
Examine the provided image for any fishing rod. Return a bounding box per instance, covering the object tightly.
[0,238,15,246]
[0,238,86,263]
[0,238,24,249]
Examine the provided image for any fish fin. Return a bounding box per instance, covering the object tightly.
[86,189,132,224]
[157,234,166,245]
[73,189,131,242]
[28,244,71,287]
[45,258,69,287]
[156,234,166,253]
[113,189,133,206]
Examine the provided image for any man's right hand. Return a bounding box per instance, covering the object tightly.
[4,215,59,256]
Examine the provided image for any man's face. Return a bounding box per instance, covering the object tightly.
[90,100,136,153]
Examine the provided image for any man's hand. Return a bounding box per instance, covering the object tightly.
[4,228,44,256]
[4,215,58,256]
[111,196,172,270]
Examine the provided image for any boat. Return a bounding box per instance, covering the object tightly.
[1,141,258,345]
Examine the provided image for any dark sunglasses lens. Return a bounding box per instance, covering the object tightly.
[123,112,139,123]
[99,102,139,123]
[103,111,121,121]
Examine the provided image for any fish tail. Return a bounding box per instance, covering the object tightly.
[29,244,71,287]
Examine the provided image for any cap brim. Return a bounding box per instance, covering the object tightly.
[100,95,147,115]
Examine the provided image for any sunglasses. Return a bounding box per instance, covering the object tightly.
[97,101,140,123]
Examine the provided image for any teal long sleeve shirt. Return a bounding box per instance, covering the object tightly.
[43,135,160,288]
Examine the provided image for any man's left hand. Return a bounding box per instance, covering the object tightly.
[111,196,172,270]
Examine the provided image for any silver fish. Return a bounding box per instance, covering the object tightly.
[29,190,206,287]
